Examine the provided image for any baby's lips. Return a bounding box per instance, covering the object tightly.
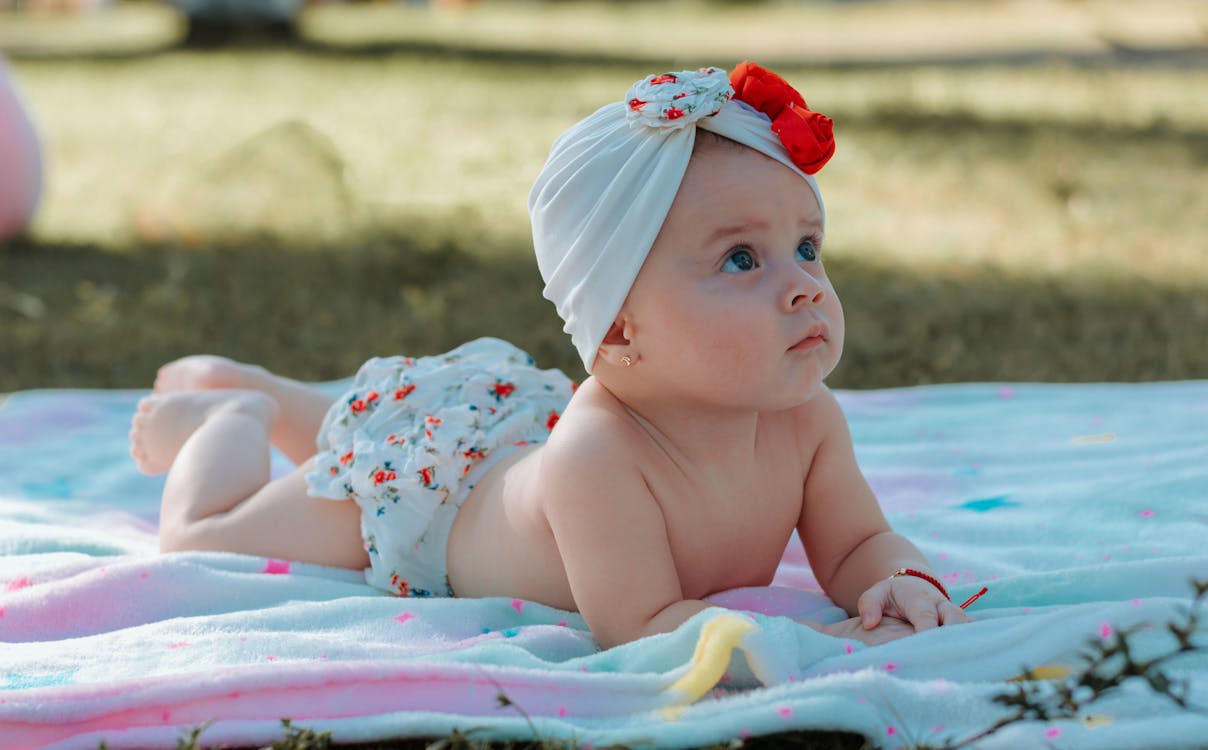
[789,322,829,350]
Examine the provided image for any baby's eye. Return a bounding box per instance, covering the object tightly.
[721,247,757,273]
[796,238,819,263]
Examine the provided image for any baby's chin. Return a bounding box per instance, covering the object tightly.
[794,378,830,406]
[749,377,829,415]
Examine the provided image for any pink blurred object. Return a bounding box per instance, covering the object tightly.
[0,57,43,241]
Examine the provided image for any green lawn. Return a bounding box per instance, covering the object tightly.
[4,15,1206,393]
[4,1,1207,394]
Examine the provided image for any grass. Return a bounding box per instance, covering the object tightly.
[6,233,1208,392]
[3,38,1206,389]
[147,718,867,750]
[2,1,1207,748]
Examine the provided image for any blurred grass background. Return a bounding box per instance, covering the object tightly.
[2,0,1207,395]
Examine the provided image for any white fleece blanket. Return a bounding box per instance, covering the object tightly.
[1,381,1205,749]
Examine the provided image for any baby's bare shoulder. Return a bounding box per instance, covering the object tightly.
[790,386,850,458]
[536,379,650,493]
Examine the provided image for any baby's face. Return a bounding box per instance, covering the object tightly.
[620,142,844,410]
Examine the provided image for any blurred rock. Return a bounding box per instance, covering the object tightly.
[134,119,355,245]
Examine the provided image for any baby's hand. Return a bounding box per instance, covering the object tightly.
[820,614,916,647]
[857,575,972,633]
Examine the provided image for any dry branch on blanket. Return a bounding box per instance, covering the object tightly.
[925,578,1208,750]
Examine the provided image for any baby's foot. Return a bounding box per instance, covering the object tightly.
[153,355,265,394]
[129,390,278,475]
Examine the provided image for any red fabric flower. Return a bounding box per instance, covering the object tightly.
[729,61,834,174]
[628,98,646,111]
[390,573,410,597]
[664,107,685,120]
[546,411,560,430]
[393,384,416,400]
[650,73,677,85]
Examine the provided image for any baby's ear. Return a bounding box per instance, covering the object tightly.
[596,319,634,368]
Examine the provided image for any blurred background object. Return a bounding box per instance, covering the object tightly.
[0,56,42,242]
[0,0,1206,393]
[166,0,305,44]
[0,0,110,11]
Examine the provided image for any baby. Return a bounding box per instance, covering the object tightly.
[129,63,972,649]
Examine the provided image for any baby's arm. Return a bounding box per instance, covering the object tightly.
[796,389,971,632]
[540,419,710,649]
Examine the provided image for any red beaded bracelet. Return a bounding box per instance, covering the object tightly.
[890,568,990,610]
[889,567,950,600]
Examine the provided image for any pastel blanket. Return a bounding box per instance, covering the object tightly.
[1,382,1205,750]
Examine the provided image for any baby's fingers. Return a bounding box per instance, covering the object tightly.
[856,588,886,630]
[895,600,939,632]
[939,600,973,626]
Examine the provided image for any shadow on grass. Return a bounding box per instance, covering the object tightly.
[163,716,869,750]
[842,107,1208,159]
[294,38,1208,74]
[217,725,867,750]
[5,13,1208,73]
[3,234,1207,393]
[12,38,1208,72]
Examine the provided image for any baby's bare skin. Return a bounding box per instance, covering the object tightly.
[448,376,803,612]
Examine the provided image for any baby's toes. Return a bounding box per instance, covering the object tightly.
[153,355,244,393]
[153,364,179,393]
[128,419,148,467]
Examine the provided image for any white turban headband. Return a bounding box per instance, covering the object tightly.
[529,62,836,372]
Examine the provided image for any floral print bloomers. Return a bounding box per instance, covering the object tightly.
[305,338,575,597]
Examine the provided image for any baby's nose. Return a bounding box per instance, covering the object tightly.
[786,271,826,309]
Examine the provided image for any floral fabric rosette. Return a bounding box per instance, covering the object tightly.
[625,67,734,128]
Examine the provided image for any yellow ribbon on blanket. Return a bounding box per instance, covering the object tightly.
[660,613,756,720]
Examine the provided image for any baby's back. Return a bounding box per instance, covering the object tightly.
[446,377,817,612]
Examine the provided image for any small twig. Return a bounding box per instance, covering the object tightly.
[478,667,543,744]
[924,577,1207,750]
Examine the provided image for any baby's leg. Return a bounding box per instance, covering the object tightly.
[153,354,334,466]
[132,390,368,570]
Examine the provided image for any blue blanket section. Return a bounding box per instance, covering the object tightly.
[1,381,1206,750]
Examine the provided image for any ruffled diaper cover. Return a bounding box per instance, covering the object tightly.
[305,338,575,597]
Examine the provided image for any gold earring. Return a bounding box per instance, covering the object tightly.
[620,355,633,367]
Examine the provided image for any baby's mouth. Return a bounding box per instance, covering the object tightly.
[789,322,829,352]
